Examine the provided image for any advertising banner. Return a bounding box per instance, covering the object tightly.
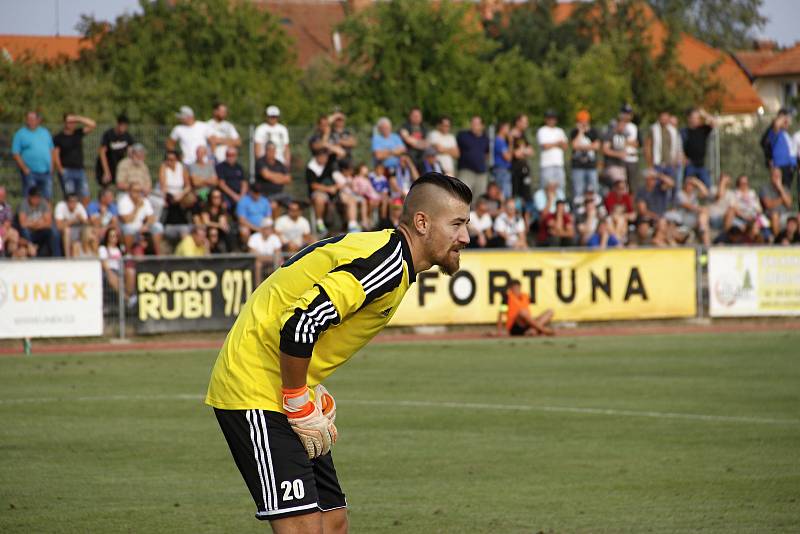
[390,248,696,325]
[0,259,103,339]
[133,256,255,334]
[708,247,800,317]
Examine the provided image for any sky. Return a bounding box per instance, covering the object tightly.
[0,0,797,47]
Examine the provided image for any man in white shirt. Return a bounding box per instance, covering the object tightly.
[619,104,641,192]
[167,106,210,165]
[494,199,528,249]
[248,217,283,281]
[468,198,495,248]
[54,193,88,256]
[254,105,291,166]
[536,110,568,190]
[274,200,312,253]
[426,116,459,175]
[207,102,241,163]
[118,184,163,254]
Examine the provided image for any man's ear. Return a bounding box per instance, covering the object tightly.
[413,211,428,236]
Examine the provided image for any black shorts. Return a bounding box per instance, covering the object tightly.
[509,322,527,336]
[213,408,347,521]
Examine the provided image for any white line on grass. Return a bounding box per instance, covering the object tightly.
[0,394,796,426]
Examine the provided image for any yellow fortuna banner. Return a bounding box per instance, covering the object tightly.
[391,248,696,325]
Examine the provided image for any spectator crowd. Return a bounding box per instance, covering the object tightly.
[2,102,799,288]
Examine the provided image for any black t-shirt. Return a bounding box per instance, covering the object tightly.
[53,129,85,169]
[400,122,427,163]
[682,125,713,167]
[569,127,599,169]
[216,161,247,205]
[255,157,289,196]
[96,128,135,178]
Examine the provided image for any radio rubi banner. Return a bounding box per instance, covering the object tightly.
[134,256,255,334]
[0,259,103,339]
[390,248,696,325]
[708,247,800,317]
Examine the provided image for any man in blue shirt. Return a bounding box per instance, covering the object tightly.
[492,122,513,200]
[12,111,55,200]
[236,183,272,249]
[767,110,797,207]
[456,115,490,198]
[371,117,406,172]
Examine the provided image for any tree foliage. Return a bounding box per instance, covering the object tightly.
[650,0,766,51]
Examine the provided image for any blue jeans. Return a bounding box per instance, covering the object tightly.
[491,167,512,199]
[684,164,711,188]
[22,171,53,200]
[60,168,90,199]
[571,168,598,198]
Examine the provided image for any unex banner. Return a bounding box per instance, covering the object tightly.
[0,259,103,339]
[134,256,255,334]
[390,248,697,325]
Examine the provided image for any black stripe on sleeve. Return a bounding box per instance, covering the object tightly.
[332,234,405,308]
[279,285,341,358]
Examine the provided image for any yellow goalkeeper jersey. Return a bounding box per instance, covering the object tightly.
[205,229,416,411]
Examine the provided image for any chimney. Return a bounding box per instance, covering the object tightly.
[753,39,776,51]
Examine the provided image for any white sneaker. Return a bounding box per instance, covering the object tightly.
[316,220,328,234]
[347,221,361,233]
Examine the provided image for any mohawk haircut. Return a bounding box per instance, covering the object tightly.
[407,172,472,205]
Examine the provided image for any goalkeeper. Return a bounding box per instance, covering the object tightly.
[206,172,472,533]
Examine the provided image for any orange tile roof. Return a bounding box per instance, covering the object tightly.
[0,34,90,62]
[549,1,762,114]
[254,0,348,67]
[751,43,800,77]
[734,49,777,77]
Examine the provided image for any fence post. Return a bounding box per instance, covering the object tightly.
[696,246,704,320]
[249,124,256,184]
[118,278,126,340]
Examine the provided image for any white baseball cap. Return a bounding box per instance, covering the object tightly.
[265,105,281,117]
[176,105,194,119]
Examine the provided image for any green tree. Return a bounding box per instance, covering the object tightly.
[333,0,546,126]
[77,0,304,123]
[565,43,633,125]
[650,0,766,51]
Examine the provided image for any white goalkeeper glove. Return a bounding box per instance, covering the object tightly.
[282,385,337,459]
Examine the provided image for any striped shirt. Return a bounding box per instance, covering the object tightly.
[206,229,416,411]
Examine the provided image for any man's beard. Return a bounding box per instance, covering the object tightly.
[438,249,461,276]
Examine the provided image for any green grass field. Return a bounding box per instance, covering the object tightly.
[1,331,799,533]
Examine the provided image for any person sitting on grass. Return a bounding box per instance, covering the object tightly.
[499,279,555,337]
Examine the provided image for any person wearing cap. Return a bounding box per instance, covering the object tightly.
[254,105,291,166]
[248,217,284,281]
[96,114,135,186]
[167,105,211,165]
[420,146,444,174]
[645,110,682,183]
[53,112,96,205]
[12,111,55,201]
[602,118,629,186]
[175,224,209,257]
[618,103,641,192]
[536,109,568,191]
[207,102,241,164]
[569,109,600,198]
[237,183,272,248]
